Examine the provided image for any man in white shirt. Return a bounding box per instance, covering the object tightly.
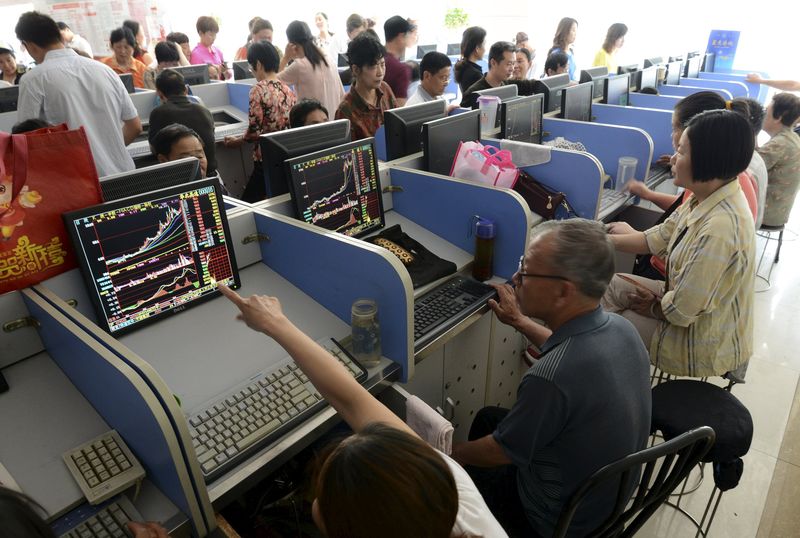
[56,21,93,58]
[16,11,142,178]
[406,51,452,106]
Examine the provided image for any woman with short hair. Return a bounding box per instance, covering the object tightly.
[101,27,149,88]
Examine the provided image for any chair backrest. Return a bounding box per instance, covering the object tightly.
[553,426,715,538]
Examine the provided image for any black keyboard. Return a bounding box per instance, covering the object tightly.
[414,276,497,351]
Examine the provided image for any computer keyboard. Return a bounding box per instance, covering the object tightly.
[57,495,143,538]
[213,122,248,142]
[414,275,497,351]
[646,164,672,188]
[188,338,367,481]
[598,189,630,218]
[127,143,151,158]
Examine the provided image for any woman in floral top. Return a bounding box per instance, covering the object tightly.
[225,41,296,202]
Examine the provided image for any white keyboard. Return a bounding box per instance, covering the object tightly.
[213,123,248,142]
[598,189,630,219]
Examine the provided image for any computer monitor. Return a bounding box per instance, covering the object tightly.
[643,56,663,68]
[561,82,593,121]
[533,73,570,114]
[446,43,461,56]
[64,178,240,335]
[422,109,481,176]
[702,52,716,73]
[285,138,384,238]
[684,55,702,78]
[474,85,519,127]
[338,53,349,68]
[260,119,351,197]
[500,94,544,144]
[579,66,608,99]
[668,55,684,63]
[603,74,630,106]
[100,158,202,201]
[233,61,252,80]
[687,50,701,59]
[173,64,210,86]
[0,85,20,113]
[665,61,682,85]
[119,74,135,94]
[384,100,447,161]
[417,44,437,59]
[618,64,638,75]
[637,67,658,92]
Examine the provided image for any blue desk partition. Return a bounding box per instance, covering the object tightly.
[591,104,674,164]
[227,83,251,114]
[698,72,767,103]
[375,125,388,161]
[658,84,733,100]
[389,168,531,278]
[629,93,681,111]
[542,118,653,186]
[21,291,209,537]
[481,140,603,220]
[252,211,414,381]
[679,77,748,98]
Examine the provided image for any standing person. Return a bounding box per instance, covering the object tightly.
[0,42,26,85]
[593,23,627,73]
[758,93,800,228]
[382,16,413,106]
[277,20,344,116]
[234,18,277,61]
[15,11,142,177]
[745,74,800,92]
[224,41,296,202]
[314,12,334,55]
[122,19,154,66]
[543,51,569,77]
[335,34,397,140]
[454,26,486,94]
[330,13,366,57]
[101,27,149,88]
[56,22,93,58]
[514,32,536,78]
[547,17,578,81]
[406,52,452,106]
[191,16,229,80]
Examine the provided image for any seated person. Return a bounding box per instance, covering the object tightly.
[57,22,93,58]
[512,47,533,80]
[289,98,329,128]
[152,123,209,179]
[148,69,217,176]
[0,42,26,85]
[460,41,538,109]
[143,40,181,89]
[166,31,192,64]
[335,34,397,140]
[604,110,756,378]
[452,218,651,536]
[543,50,569,77]
[406,51,452,106]
[757,92,800,229]
[101,27,149,88]
[217,284,507,538]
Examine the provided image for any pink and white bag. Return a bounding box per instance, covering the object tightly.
[449,141,519,189]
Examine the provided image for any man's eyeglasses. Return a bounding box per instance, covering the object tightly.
[516,256,570,282]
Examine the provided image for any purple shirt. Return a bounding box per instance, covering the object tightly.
[384,52,411,99]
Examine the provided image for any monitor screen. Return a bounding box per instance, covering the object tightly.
[637,67,658,91]
[668,55,684,63]
[0,85,20,113]
[604,74,630,106]
[232,61,252,80]
[260,119,351,197]
[286,139,384,238]
[643,57,663,68]
[118,74,135,94]
[338,53,349,68]
[684,56,702,78]
[687,51,701,59]
[384,100,447,160]
[617,64,638,75]
[64,179,240,335]
[702,52,715,73]
[665,61,682,85]
[173,64,210,86]
[533,74,570,114]
[579,67,608,99]
[100,158,202,201]
[500,94,543,144]
[446,43,460,56]
[561,82,593,121]
[417,45,437,59]
[422,110,481,176]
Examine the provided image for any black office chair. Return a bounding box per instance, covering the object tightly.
[755,223,786,291]
[552,426,716,538]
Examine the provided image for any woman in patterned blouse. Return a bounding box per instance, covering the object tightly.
[225,41,296,202]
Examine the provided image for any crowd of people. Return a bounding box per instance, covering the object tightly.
[4,8,800,538]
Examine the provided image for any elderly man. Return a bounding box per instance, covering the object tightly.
[452,219,652,537]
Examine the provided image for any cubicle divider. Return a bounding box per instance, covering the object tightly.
[591,104,674,165]
[629,93,681,111]
[542,118,653,185]
[19,290,211,536]
[699,71,767,103]
[658,84,733,100]
[679,77,749,98]
[375,125,388,162]
[227,82,252,114]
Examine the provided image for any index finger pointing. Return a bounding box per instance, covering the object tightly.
[217,283,244,305]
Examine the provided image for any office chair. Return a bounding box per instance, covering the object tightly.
[552,426,716,538]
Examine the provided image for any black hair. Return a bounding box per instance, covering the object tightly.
[152,123,204,157]
[15,11,62,48]
[109,27,135,49]
[737,97,765,137]
[673,91,750,130]
[420,52,451,78]
[286,21,328,69]
[602,23,628,53]
[154,41,180,64]
[346,33,386,69]
[122,19,144,57]
[454,26,486,84]
[516,47,532,63]
[0,487,55,538]
[488,41,515,69]
[685,110,754,182]
[771,93,800,127]
[196,16,219,35]
[346,14,366,35]
[11,119,49,134]
[247,40,280,73]
[166,32,189,45]
[544,51,569,75]
[252,18,273,35]
[383,15,411,43]
[56,21,69,31]
[290,98,329,128]
[638,86,659,95]
[156,68,186,97]
[406,60,420,82]
[363,28,380,42]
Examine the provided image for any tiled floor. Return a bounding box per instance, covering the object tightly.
[638,206,800,537]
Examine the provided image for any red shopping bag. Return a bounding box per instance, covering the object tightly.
[0,125,102,294]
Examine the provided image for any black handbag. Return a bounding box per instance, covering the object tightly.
[512,170,576,219]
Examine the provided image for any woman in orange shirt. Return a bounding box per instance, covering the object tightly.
[101,27,149,88]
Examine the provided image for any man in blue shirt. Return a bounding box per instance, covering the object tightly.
[452,219,652,537]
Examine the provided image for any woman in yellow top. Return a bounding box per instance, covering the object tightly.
[593,23,627,73]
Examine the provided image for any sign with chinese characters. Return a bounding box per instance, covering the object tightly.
[706,30,740,73]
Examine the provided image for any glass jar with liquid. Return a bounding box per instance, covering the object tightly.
[351,299,382,367]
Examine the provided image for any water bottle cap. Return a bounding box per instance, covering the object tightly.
[475,217,496,238]
[477,95,501,105]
